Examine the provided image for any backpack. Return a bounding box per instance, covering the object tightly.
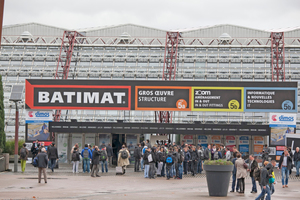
[166,155,173,164]
[100,150,107,161]
[148,153,153,162]
[72,151,78,161]
[254,167,262,182]
[32,156,38,167]
[20,148,26,159]
[121,150,128,159]
[83,149,89,159]
[160,152,166,162]
[214,152,219,160]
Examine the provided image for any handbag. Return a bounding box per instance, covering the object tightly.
[243,162,248,169]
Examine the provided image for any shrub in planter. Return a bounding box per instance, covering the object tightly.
[203,159,233,197]
[2,140,25,155]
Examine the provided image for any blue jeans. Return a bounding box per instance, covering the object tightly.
[166,166,171,179]
[231,173,239,191]
[183,161,188,174]
[144,164,149,178]
[83,159,90,173]
[251,176,257,192]
[100,160,108,172]
[296,161,300,176]
[270,183,275,195]
[161,163,165,177]
[178,163,183,179]
[255,185,270,200]
[50,159,56,172]
[281,166,289,185]
[141,159,144,170]
[197,160,202,173]
[171,164,175,177]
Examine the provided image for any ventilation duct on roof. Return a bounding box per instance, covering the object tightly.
[219,33,231,45]
[119,32,131,44]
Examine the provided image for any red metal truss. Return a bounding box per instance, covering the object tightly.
[271,32,285,82]
[155,32,181,123]
[54,31,85,123]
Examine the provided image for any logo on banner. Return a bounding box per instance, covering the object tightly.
[269,113,296,125]
[28,111,34,117]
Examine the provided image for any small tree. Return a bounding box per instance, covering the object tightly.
[0,74,5,152]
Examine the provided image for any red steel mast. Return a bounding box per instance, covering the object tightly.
[271,32,285,82]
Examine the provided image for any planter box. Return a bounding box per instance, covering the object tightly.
[203,165,234,197]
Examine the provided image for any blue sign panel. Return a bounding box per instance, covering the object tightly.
[244,87,297,113]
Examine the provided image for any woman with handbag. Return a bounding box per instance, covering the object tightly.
[235,153,247,193]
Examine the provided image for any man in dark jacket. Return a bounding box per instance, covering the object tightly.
[91,146,101,177]
[149,147,157,179]
[47,142,58,172]
[160,147,167,177]
[190,146,198,176]
[165,150,174,180]
[294,147,300,177]
[220,144,226,159]
[37,148,48,183]
[183,148,190,175]
[255,163,271,200]
[133,143,142,172]
[230,154,240,192]
[106,143,113,166]
[143,147,150,178]
[278,150,292,188]
[248,154,258,193]
[31,140,40,163]
[204,144,211,161]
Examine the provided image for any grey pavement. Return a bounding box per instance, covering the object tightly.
[0,163,300,199]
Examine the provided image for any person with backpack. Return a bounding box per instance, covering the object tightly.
[47,142,58,172]
[247,154,258,193]
[197,145,204,174]
[118,145,130,174]
[148,147,157,179]
[20,143,29,173]
[100,147,108,173]
[165,149,174,180]
[143,147,150,178]
[255,161,271,200]
[71,147,80,173]
[183,147,191,175]
[37,148,48,183]
[81,144,92,173]
[91,146,102,177]
[133,143,142,172]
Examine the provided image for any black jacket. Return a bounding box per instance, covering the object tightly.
[37,152,48,168]
[159,151,167,163]
[190,150,198,161]
[294,151,300,162]
[143,151,150,165]
[133,146,141,159]
[204,148,211,160]
[47,146,58,159]
[278,154,293,170]
[149,151,156,163]
[72,150,80,161]
[92,150,101,165]
[31,143,40,155]
[184,151,191,161]
[106,145,113,157]
[172,151,179,163]
[165,153,174,167]
[249,159,258,177]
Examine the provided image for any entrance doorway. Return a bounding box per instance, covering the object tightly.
[112,134,125,165]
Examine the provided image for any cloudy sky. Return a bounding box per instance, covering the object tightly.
[3,0,300,31]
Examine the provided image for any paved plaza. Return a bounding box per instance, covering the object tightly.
[0,163,300,199]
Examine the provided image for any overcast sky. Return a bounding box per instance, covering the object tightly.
[3,0,300,31]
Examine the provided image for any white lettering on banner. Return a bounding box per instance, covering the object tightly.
[37,91,126,104]
[39,92,49,103]
[51,92,64,103]
[84,92,99,103]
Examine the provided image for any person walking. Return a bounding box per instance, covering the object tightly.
[19,143,29,173]
[235,153,247,193]
[37,148,48,184]
[118,145,130,175]
[248,154,258,193]
[91,146,101,177]
[106,143,113,167]
[294,147,300,177]
[230,153,240,193]
[47,142,58,172]
[255,162,271,200]
[71,147,80,173]
[81,144,92,173]
[133,143,142,172]
[278,149,292,188]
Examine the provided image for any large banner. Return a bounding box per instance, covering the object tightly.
[25,110,53,142]
[25,79,297,112]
